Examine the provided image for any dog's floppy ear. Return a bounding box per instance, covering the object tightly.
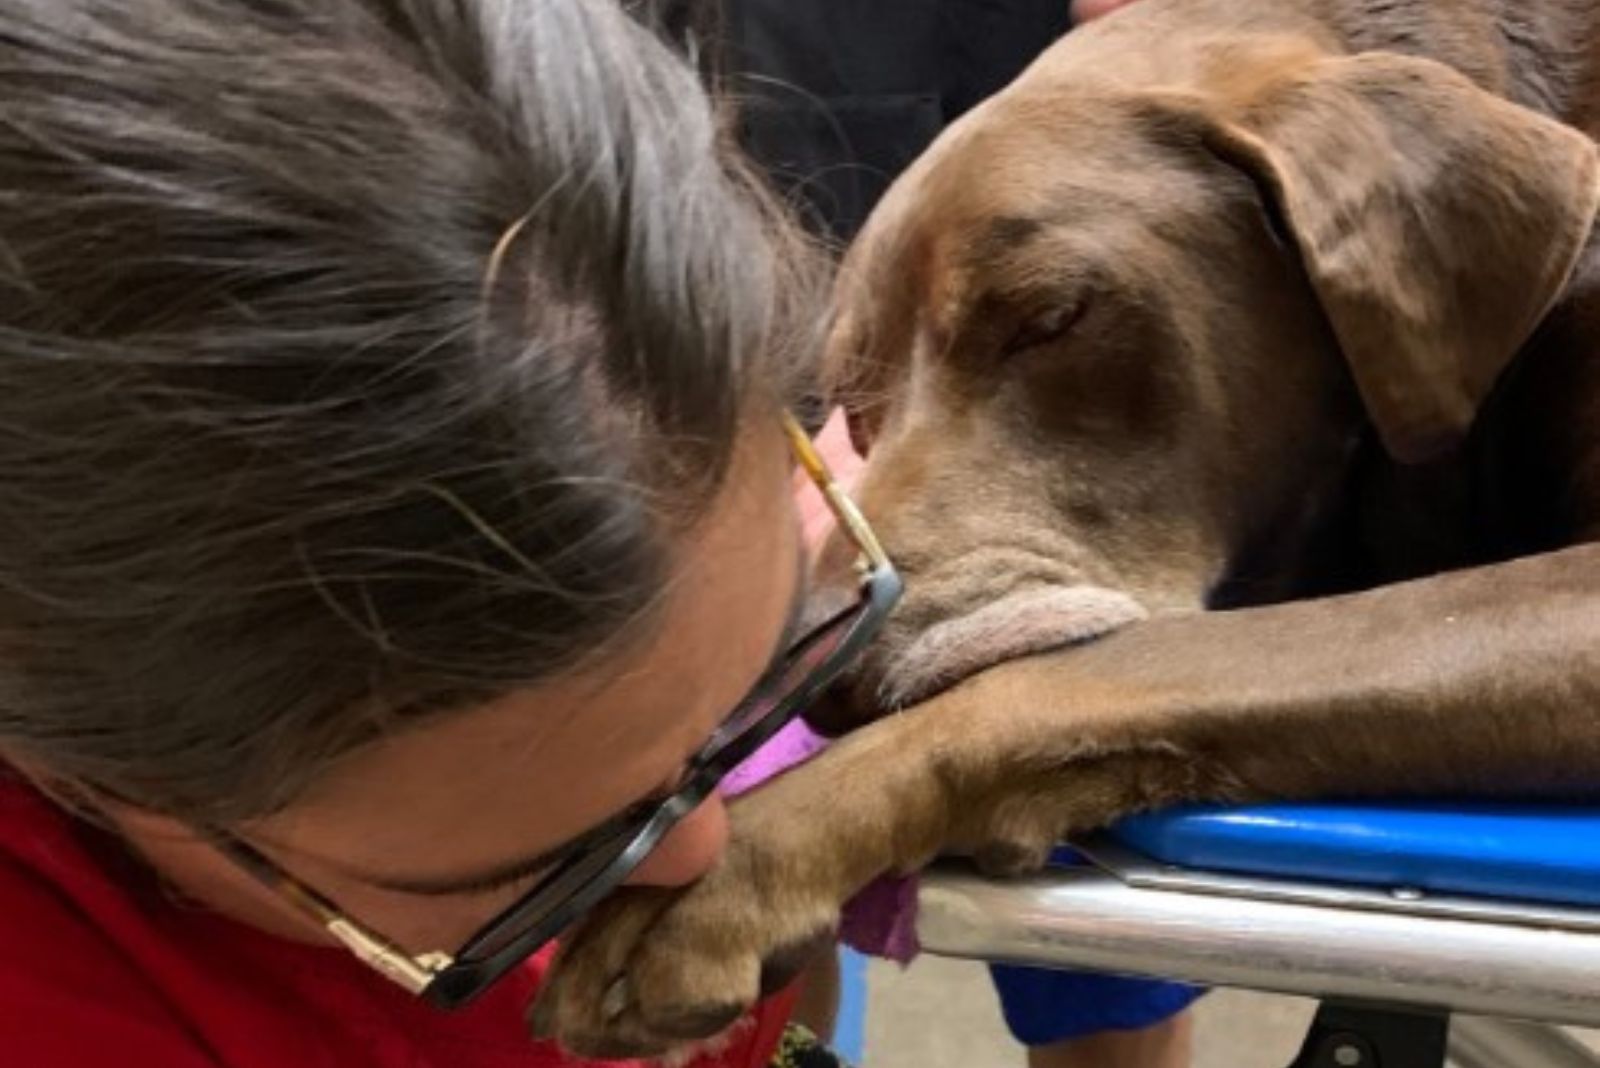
[1201,53,1599,463]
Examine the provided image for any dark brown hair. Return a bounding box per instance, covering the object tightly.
[0,0,824,822]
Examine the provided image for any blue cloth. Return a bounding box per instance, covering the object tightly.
[987,848,1205,1045]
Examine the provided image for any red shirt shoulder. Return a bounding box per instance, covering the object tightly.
[0,777,792,1068]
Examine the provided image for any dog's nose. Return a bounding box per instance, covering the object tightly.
[797,565,885,738]
[799,676,858,738]
[799,502,898,737]
[796,580,872,738]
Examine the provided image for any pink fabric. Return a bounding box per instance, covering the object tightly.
[719,411,921,964]
[720,719,831,798]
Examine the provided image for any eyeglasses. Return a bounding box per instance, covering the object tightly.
[212,412,902,1009]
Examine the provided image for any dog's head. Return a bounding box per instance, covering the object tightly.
[817,22,1599,721]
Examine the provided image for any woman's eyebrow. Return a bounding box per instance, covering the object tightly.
[363,543,814,899]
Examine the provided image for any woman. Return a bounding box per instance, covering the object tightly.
[0,1,885,1064]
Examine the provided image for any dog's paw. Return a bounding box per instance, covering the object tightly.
[527,830,844,1060]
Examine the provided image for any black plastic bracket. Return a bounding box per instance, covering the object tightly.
[1285,1002,1450,1068]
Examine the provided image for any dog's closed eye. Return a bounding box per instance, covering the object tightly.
[999,297,1090,359]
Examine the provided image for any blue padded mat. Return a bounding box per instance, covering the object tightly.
[1112,802,1600,909]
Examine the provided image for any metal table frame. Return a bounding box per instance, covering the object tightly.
[915,837,1600,1067]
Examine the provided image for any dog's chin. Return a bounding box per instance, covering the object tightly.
[878,585,1148,709]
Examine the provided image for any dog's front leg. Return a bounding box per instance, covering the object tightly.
[1058,541,1600,803]
[532,543,1600,1057]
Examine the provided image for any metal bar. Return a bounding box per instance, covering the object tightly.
[915,862,1600,1028]
[1079,837,1600,934]
[1448,1018,1600,1068]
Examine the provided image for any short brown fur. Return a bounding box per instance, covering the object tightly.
[534,0,1600,1055]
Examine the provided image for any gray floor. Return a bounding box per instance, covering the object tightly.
[862,956,1600,1068]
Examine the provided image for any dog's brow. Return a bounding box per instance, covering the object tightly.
[990,216,1044,244]
[971,216,1045,268]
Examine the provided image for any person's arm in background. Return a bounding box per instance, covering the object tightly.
[1071,0,1140,21]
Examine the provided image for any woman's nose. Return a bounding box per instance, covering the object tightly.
[623,793,730,887]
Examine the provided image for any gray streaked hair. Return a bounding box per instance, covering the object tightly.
[0,0,825,822]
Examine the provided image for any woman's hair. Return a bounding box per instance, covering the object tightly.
[0,0,825,823]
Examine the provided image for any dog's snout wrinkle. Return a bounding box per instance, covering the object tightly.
[881,584,1147,709]
[906,543,1107,603]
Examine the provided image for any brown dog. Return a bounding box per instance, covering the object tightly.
[532,0,1600,1055]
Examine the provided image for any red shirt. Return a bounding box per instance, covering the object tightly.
[0,776,794,1067]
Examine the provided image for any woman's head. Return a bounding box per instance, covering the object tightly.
[0,0,822,827]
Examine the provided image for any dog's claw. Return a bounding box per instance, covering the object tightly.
[973,839,1053,877]
[600,977,630,1022]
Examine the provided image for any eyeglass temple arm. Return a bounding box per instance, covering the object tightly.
[216,835,454,995]
[781,411,892,573]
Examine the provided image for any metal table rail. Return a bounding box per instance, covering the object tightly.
[915,844,1600,1067]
